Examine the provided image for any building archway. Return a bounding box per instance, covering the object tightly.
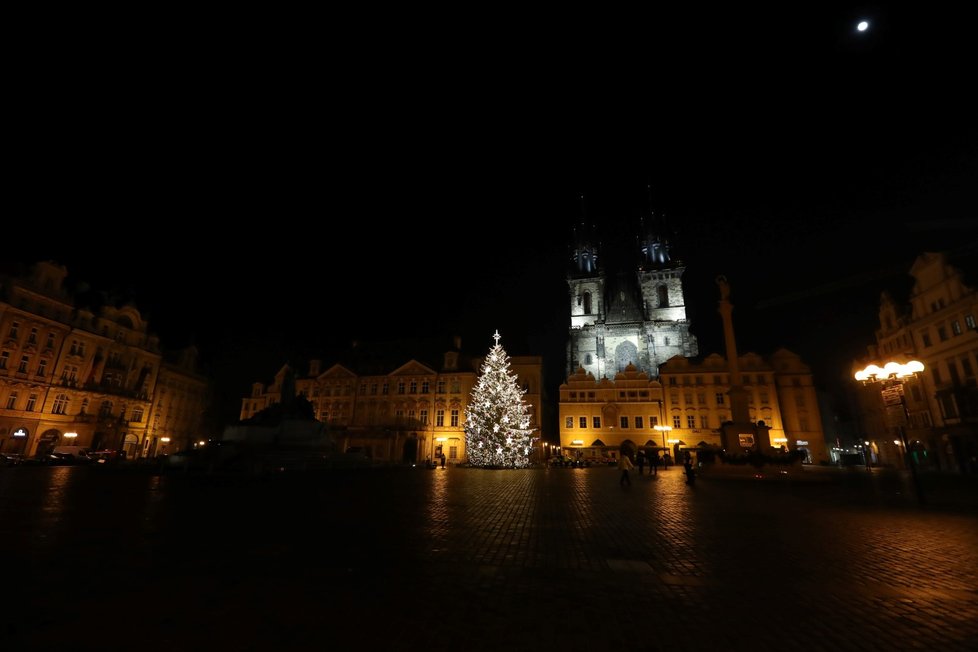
[36,429,60,456]
[619,439,637,460]
[123,434,139,460]
[402,436,418,464]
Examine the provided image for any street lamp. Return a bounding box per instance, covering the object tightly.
[854,360,926,505]
[654,425,672,469]
[654,424,672,448]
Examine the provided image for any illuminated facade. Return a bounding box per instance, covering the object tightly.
[559,351,829,464]
[855,251,978,472]
[145,347,211,458]
[567,217,699,380]
[560,219,828,465]
[241,338,543,465]
[0,262,210,459]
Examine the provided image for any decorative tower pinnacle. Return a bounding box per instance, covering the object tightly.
[569,195,600,276]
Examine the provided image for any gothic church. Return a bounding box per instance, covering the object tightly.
[566,216,698,380]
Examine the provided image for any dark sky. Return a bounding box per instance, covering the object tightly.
[8,4,977,428]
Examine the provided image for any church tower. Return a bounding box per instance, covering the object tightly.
[566,205,698,380]
[566,218,605,377]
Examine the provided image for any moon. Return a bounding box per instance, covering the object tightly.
[857,20,869,32]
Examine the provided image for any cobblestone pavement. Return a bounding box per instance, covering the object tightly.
[2,464,977,651]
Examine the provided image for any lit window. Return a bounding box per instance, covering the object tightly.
[436,410,445,427]
[565,416,573,429]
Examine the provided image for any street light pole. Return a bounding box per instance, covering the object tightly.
[854,360,926,506]
[654,424,672,469]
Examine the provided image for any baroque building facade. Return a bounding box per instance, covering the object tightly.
[854,250,978,473]
[241,337,543,465]
[559,219,829,465]
[0,262,211,459]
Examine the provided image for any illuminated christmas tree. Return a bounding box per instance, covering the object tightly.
[464,331,537,468]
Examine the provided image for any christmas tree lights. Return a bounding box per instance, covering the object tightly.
[464,331,537,468]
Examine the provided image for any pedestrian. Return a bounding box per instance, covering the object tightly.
[684,457,696,485]
[650,450,659,476]
[636,451,645,476]
[440,454,446,468]
[619,453,634,487]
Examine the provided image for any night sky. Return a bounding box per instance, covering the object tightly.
[8,5,977,429]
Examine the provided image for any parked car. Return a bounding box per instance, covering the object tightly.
[0,452,25,466]
[89,449,124,464]
[52,445,92,459]
[49,446,95,465]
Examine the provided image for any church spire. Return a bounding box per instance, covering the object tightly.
[569,194,600,276]
[637,184,672,268]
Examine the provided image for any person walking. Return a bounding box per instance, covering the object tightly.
[649,450,659,476]
[636,451,645,476]
[619,453,634,487]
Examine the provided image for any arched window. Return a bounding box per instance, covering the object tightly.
[52,393,69,415]
[583,292,592,315]
[584,354,593,365]
[657,286,669,308]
